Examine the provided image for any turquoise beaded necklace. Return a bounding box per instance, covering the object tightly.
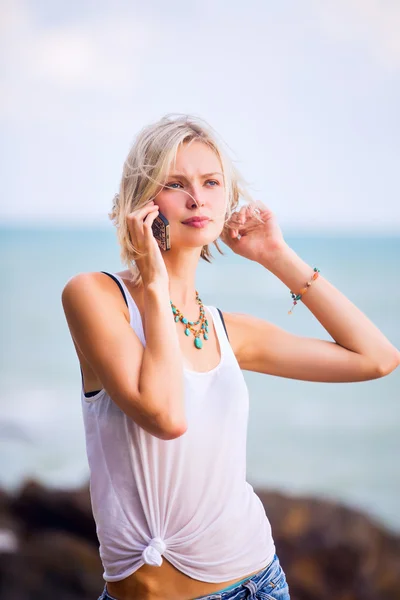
[170,291,209,349]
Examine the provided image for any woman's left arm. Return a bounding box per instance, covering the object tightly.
[221,205,400,382]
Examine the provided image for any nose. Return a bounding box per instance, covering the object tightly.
[185,184,205,209]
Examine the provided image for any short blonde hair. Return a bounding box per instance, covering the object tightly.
[109,113,255,285]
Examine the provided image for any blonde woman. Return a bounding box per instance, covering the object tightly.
[62,114,399,600]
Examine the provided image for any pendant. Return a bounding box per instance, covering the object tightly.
[170,291,208,350]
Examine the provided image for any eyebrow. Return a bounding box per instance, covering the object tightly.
[167,172,224,180]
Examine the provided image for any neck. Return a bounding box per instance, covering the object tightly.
[163,247,201,309]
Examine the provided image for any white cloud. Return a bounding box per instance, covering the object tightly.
[32,18,152,91]
[0,0,160,123]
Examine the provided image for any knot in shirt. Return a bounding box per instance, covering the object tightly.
[142,537,166,567]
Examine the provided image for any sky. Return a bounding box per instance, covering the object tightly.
[1,0,399,232]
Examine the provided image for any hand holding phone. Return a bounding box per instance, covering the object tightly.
[126,202,169,286]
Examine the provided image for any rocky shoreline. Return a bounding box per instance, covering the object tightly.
[0,481,399,599]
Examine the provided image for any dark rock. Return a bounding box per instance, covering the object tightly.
[257,489,400,600]
[0,482,399,599]
[11,479,97,544]
[0,530,103,599]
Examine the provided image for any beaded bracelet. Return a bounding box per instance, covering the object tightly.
[288,267,320,315]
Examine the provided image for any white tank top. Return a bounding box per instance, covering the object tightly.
[81,273,276,583]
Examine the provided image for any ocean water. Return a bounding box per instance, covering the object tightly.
[1,226,399,532]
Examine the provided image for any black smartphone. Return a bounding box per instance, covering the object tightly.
[151,211,171,251]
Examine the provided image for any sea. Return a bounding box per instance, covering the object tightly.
[1,226,399,532]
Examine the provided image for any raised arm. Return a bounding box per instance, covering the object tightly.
[62,273,186,439]
[219,204,400,382]
[62,200,186,440]
[223,246,400,382]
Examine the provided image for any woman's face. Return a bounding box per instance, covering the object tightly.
[153,141,227,250]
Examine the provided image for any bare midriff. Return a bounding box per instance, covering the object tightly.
[106,557,265,600]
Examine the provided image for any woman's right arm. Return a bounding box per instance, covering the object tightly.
[62,275,186,440]
[61,201,186,441]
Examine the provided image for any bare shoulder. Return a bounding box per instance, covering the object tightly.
[61,271,130,322]
[62,271,113,295]
[61,271,150,408]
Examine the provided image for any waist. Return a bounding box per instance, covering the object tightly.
[100,511,275,585]
[105,558,271,600]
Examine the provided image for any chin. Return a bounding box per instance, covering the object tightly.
[183,237,215,247]
[176,236,214,252]
[175,222,221,246]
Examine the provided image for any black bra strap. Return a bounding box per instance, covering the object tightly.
[100,271,128,307]
[80,365,102,397]
[217,308,229,342]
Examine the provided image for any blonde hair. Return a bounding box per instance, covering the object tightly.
[109,113,256,286]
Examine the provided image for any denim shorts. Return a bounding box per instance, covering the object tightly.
[98,553,290,600]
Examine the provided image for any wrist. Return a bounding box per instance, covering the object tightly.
[258,243,293,271]
[143,280,170,298]
[260,245,314,289]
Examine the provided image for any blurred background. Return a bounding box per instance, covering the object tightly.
[1,1,399,598]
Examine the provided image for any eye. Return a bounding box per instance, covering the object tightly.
[164,180,220,190]
[164,182,183,190]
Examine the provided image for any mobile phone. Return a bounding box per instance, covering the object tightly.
[151,211,171,251]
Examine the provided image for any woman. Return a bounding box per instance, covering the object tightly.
[62,113,399,600]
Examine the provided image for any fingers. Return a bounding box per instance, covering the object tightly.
[228,205,250,238]
[127,202,159,240]
[226,210,241,239]
[221,226,240,247]
[239,205,248,223]
[143,205,160,235]
[128,200,158,223]
[236,202,266,226]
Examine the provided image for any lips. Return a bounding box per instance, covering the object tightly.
[182,217,210,224]
[182,217,210,229]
